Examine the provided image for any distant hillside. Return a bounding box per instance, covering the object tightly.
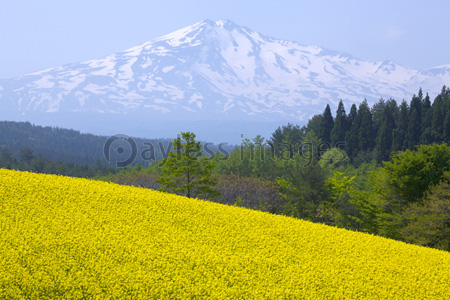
[0,121,172,166]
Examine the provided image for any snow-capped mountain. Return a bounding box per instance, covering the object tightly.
[1,19,449,143]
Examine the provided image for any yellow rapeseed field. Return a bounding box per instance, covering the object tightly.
[1,169,450,299]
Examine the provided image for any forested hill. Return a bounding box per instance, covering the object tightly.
[271,86,450,164]
[0,121,106,164]
[0,121,172,165]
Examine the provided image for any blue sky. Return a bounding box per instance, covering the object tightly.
[1,0,449,79]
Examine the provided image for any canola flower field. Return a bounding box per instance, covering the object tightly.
[1,169,450,299]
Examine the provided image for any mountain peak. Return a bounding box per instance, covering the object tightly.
[215,19,239,28]
[1,20,449,143]
[195,19,240,28]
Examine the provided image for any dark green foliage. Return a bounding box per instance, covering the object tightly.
[0,146,14,169]
[375,99,397,162]
[0,146,112,177]
[392,100,409,152]
[421,92,433,145]
[0,121,109,165]
[345,104,359,158]
[330,100,348,146]
[356,100,374,152]
[371,99,387,135]
[407,93,422,148]
[0,120,172,167]
[444,109,450,144]
[270,123,306,157]
[347,103,358,127]
[307,114,323,137]
[320,104,334,143]
[431,91,446,143]
[376,123,392,162]
[402,172,450,251]
[302,87,450,163]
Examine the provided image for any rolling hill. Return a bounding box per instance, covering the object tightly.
[1,169,449,298]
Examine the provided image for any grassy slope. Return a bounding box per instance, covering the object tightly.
[1,169,449,299]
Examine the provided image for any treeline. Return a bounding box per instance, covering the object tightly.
[0,121,173,166]
[0,146,114,177]
[0,121,108,164]
[272,86,450,164]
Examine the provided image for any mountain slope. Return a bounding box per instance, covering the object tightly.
[1,20,449,142]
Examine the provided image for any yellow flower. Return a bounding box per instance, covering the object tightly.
[1,168,449,299]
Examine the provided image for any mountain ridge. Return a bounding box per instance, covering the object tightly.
[1,19,449,142]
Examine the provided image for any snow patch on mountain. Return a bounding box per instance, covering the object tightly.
[0,19,449,142]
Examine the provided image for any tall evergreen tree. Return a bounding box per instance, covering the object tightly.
[307,114,323,137]
[421,93,433,144]
[345,104,359,159]
[441,86,450,143]
[375,99,397,162]
[392,101,409,152]
[347,104,358,127]
[320,104,334,144]
[356,100,374,153]
[331,100,348,147]
[443,108,450,143]
[407,92,423,148]
[431,94,445,143]
[418,87,424,101]
[371,99,387,135]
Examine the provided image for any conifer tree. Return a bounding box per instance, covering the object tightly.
[270,123,305,156]
[392,101,409,152]
[443,109,450,143]
[431,94,445,143]
[442,87,450,142]
[421,93,433,144]
[307,114,323,137]
[156,132,219,199]
[356,100,374,152]
[375,99,397,162]
[320,104,334,144]
[331,100,348,147]
[371,99,387,135]
[345,104,358,158]
[407,92,423,148]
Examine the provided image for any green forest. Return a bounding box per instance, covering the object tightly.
[2,86,450,251]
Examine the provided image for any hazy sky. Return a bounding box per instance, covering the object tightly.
[1,0,449,79]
